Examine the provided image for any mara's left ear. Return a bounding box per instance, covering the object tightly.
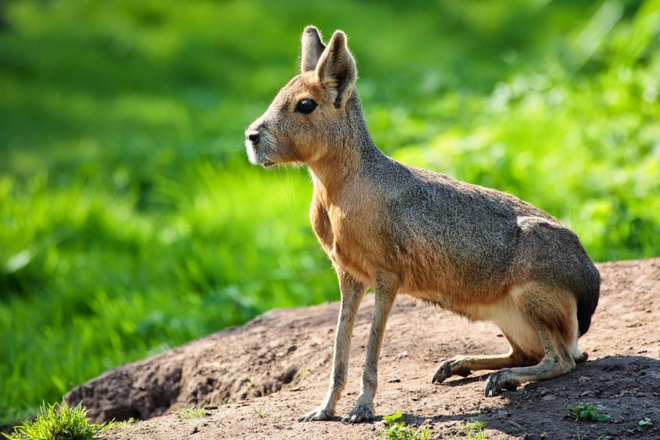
[315,30,357,108]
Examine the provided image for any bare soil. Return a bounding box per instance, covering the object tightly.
[65,258,659,439]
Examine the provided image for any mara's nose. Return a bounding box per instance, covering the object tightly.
[246,130,260,145]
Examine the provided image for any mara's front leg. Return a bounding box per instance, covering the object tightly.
[299,270,366,422]
[343,274,398,423]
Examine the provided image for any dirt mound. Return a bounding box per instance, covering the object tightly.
[65,259,659,439]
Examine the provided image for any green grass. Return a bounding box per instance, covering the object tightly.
[379,413,432,440]
[172,405,207,420]
[2,402,113,440]
[638,417,653,427]
[566,402,611,422]
[462,420,488,440]
[0,0,658,427]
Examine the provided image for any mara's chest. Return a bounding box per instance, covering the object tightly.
[310,199,380,281]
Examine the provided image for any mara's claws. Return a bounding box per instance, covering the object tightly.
[433,358,471,384]
[298,407,334,422]
[485,369,519,397]
[341,404,375,424]
[432,361,452,384]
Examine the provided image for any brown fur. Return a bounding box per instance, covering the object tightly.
[245,26,600,423]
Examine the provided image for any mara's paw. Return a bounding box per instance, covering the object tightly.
[484,369,520,397]
[341,404,375,424]
[432,356,472,384]
[298,407,334,422]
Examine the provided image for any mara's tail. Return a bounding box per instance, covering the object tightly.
[576,262,600,336]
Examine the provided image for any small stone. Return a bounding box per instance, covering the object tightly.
[394,351,409,360]
[507,420,522,429]
[388,378,401,383]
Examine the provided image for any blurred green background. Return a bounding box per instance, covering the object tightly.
[1,0,658,425]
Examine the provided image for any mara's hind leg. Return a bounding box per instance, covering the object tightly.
[484,286,584,396]
[433,292,545,385]
[484,324,576,396]
[432,335,539,384]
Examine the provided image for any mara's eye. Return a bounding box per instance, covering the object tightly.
[295,98,317,114]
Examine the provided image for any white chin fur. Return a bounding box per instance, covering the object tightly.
[245,141,260,165]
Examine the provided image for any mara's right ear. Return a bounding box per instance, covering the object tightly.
[301,26,326,73]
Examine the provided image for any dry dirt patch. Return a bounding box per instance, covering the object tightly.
[66,259,659,439]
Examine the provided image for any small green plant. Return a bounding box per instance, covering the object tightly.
[462,419,488,440]
[565,403,611,422]
[254,408,268,418]
[639,417,653,427]
[239,376,255,388]
[104,418,138,429]
[172,405,207,420]
[2,401,110,440]
[379,412,432,440]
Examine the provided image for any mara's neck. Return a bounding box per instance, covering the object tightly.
[307,93,383,201]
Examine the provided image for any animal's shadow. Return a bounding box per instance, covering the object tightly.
[385,356,660,440]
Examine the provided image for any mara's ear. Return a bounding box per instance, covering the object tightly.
[315,30,357,108]
[301,26,326,73]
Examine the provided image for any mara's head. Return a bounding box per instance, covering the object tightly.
[245,26,358,168]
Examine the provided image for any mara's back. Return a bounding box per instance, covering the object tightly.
[353,152,598,315]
